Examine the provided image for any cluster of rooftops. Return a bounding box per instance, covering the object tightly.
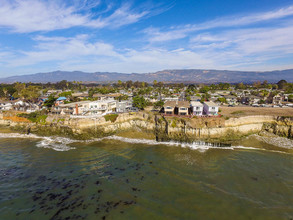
[163,101,219,116]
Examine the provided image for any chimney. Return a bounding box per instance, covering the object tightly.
[76,104,79,115]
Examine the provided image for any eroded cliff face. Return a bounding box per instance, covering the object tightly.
[0,112,290,142]
[262,117,293,139]
[153,115,276,142]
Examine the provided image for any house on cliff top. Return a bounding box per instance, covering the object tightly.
[163,101,190,115]
[203,101,219,116]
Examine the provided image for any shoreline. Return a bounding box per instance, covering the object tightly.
[0,112,292,145]
[0,127,292,155]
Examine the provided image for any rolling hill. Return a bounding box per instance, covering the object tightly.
[0,69,292,83]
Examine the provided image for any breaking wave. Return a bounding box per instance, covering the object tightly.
[0,132,290,153]
[105,136,261,153]
[35,136,77,152]
[0,132,76,152]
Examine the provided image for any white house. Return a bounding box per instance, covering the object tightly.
[87,100,116,115]
[190,101,203,116]
[52,101,90,115]
[116,100,133,113]
[51,100,117,116]
[45,89,62,97]
[0,101,13,111]
[203,101,219,116]
[13,100,39,112]
[163,96,179,102]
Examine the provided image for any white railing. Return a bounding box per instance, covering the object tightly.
[70,110,113,118]
[84,107,107,111]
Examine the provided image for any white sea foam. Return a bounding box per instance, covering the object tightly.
[0,132,290,153]
[0,132,76,152]
[105,136,261,153]
[35,136,77,152]
[106,136,291,154]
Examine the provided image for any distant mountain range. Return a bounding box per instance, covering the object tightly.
[0,69,292,84]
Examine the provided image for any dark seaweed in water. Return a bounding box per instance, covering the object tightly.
[2,138,290,219]
[10,160,152,219]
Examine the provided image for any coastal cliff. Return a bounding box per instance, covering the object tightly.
[1,111,290,143]
[262,116,293,139]
[153,115,276,142]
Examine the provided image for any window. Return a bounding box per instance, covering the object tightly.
[180,107,186,110]
[166,107,172,109]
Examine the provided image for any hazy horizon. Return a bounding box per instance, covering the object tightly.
[2,67,293,79]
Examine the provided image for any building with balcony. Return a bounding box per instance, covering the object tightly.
[190,101,203,116]
[203,101,219,116]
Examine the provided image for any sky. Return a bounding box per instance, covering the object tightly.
[0,0,293,77]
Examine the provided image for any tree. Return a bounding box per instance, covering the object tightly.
[199,86,210,93]
[126,80,133,89]
[154,100,164,109]
[267,84,273,89]
[260,90,269,97]
[13,82,26,98]
[55,80,68,90]
[117,95,129,101]
[12,83,40,102]
[2,88,8,98]
[44,95,57,108]
[285,83,293,93]
[272,84,278,90]
[21,86,41,103]
[58,91,72,98]
[218,83,230,90]
[187,84,197,91]
[200,93,211,102]
[277,80,287,90]
[253,81,261,89]
[217,97,227,104]
[236,82,246,90]
[132,96,147,110]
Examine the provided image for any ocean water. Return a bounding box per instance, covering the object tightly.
[0,133,293,219]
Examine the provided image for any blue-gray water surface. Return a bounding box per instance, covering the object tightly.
[0,134,293,219]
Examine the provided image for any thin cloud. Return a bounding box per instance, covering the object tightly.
[88,3,150,29]
[0,0,159,33]
[145,4,293,42]
[190,26,293,55]
[5,34,212,73]
[6,35,122,67]
[188,25,293,70]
